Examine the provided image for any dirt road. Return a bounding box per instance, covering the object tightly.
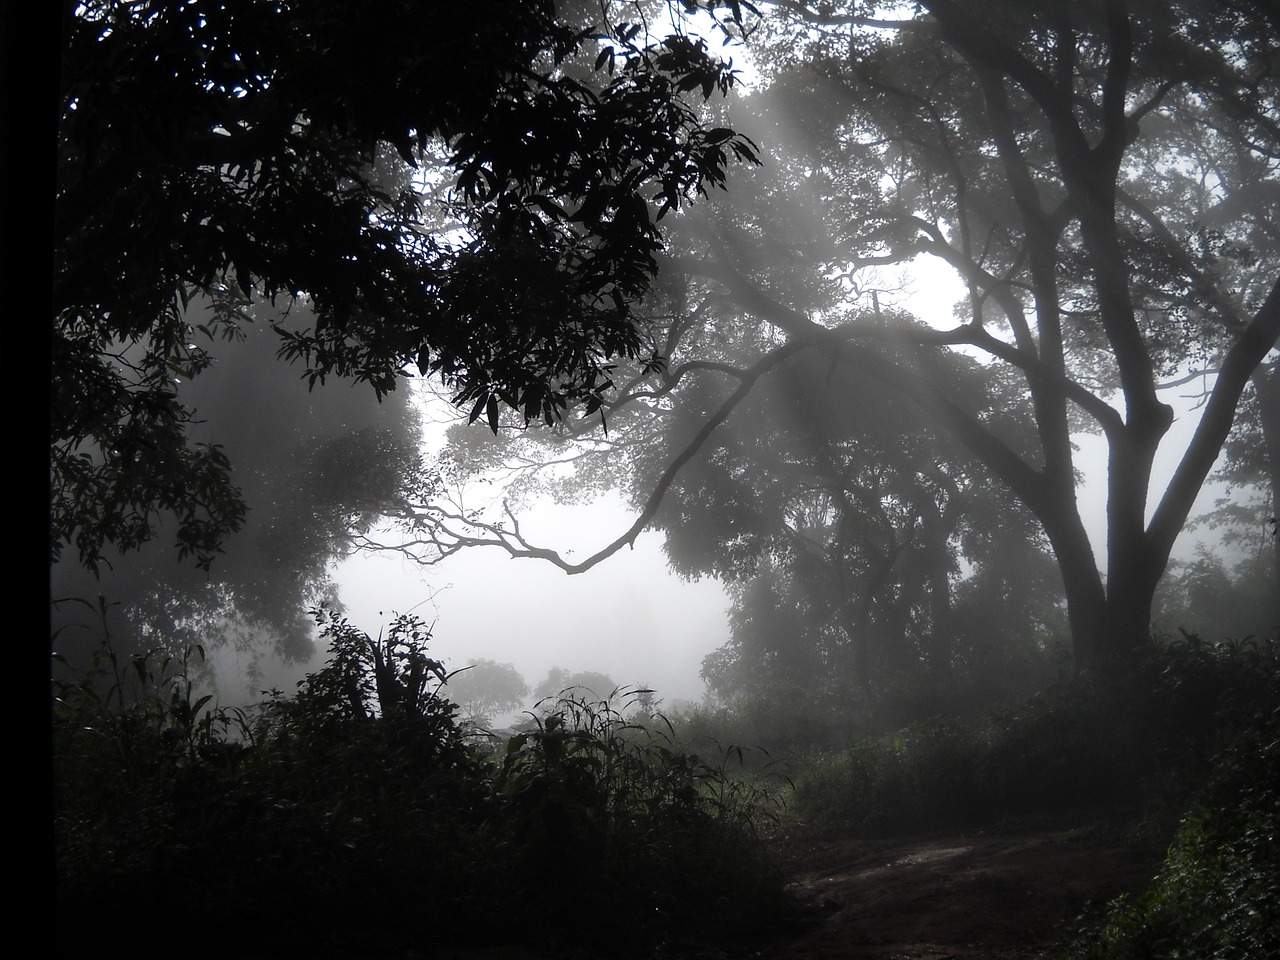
[753,816,1164,959]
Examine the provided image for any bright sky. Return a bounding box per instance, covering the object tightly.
[323,8,1238,711]
[334,498,730,709]
[324,239,1235,716]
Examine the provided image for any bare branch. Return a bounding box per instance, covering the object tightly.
[398,339,820,574]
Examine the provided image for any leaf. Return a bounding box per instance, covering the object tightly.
[486,394,500,434]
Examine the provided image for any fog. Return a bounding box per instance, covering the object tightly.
[53,5,1280,959]
[46,305,731,708]
[50,267,1248,714]
[52,5,1274,714]
[334,500,731,711]
[50,308,425,693]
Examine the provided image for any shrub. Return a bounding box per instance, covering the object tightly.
[792,718,990,835]
[1066,708,1280,960]
[791,634,1280,838]
[490,689,793,946]
[54,610,795,957]
[54,610,492,958]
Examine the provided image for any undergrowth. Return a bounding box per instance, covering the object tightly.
[783,633,1279,959]
[791,633,1279,839]
[1064,707,1279,960]
[53,609,793,959]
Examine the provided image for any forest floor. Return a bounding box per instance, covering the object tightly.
[433,811,1167,960]
[747,812,1166,960]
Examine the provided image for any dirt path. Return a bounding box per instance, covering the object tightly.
[753,816,1164,959]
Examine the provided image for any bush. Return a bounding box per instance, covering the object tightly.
[489,689,793,945]
[1066,708,1280,960]
[54,611,492,957]
[54,610,794,958]
[791,634,1280,838]
[793,718,989,834]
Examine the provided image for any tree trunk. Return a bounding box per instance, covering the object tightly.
[1254,361,1280,606]
[1100,418,1171,662]
[927,551,954,680]
[1035,484,1107,672]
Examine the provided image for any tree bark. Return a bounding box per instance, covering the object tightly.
[1253,360,1280,606]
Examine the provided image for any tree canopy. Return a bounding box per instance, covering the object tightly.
[50,316,428,671]
[406,0,1279,674]
[444,658,529,726]
[533,666,620,702]
[53,0,760,571]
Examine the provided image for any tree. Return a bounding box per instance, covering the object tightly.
[50,316,430,674]
[1198,355,1280,599]
[1154,353,1279,641]
[444,659,529,726]
[1154,546,1278,643]
[534,666,620,702]
[669,346,1068,683]
[54,0,760,571]
[407,0,1279,674]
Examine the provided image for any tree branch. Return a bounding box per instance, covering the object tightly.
[1149,277,1280,559]
[400,339,820,574]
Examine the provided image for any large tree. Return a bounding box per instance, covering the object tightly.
[405,0,1279,673]
[640,342,1065,691]
[53,0,760,572]
[423,305,1066,697]
[50,312,429,675]
[443,658,529,726]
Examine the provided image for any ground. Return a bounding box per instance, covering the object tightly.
[431,812,1167,960]
[752,813,1165,960]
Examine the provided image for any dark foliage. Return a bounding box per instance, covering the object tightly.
[54,0,759,570]
[793,633,1280,838]
[50,319,431,669]
[1066,707,1280,960]
[53,610,792,958]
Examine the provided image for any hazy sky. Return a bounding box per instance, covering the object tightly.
[318,261,971,708]
[332,494,731,709]
[295,260,1231,715]
[198,23,1242,708]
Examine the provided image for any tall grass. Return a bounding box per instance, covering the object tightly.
[53,611,795,958]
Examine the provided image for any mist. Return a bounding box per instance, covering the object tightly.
[53,3,1278,959]
[51,301,425,693]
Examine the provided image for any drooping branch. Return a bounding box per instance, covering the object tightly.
[399,338,822,573]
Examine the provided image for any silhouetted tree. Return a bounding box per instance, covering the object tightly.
[410,0,1279,675]
[50,317,429,671]
[1202,356,1280,602]
[534,666,619,702]
[54,0,759,570]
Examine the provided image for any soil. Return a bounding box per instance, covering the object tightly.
[432,813,1167,960]
[749,813,1166,960]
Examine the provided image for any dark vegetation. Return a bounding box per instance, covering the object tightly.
[786,634,1277,842]
[1064,701,1279,960]
[690,631,1280,959]
[55,621,1278,959]
[54,0,759,572]
[53,610,792,959]
[53,2,1278,958]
